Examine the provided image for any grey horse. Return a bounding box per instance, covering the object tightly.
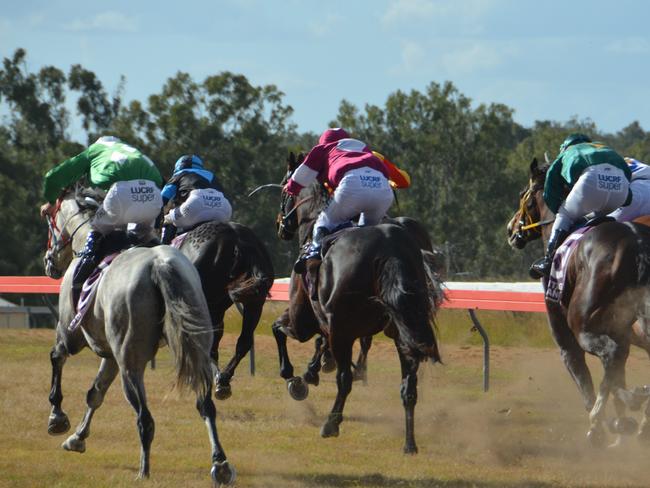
[43,189,235,485]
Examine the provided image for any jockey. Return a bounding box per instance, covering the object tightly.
[608,157,650,222]
[284,128,395,273]
[160,154,232,244]
[530,133,632,278]
[40,136,163,300]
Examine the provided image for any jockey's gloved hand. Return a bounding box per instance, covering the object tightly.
[40,202,55,219]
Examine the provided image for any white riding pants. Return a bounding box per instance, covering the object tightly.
[91,180,162,236]
[314,167,394,236]
[167,188,232,231]
[609,178,650,222]
[552,164,629,235]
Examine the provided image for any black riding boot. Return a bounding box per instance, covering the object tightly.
[529,229,570,279]
[160,224,177,245]
[72,230,104,307]
[294,226,329,274]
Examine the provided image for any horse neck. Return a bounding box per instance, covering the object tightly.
[296,184,323,244]
[59,198,93,254]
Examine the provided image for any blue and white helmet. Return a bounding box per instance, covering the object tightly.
[174,154,204,172]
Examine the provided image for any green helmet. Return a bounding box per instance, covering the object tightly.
[559,133,591,153]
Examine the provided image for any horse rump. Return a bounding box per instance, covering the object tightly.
[150,255,213,397]
[376,255,441,363]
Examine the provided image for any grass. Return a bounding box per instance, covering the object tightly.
[2,309,650,487]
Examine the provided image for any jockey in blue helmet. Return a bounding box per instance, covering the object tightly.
[160,154,232,244]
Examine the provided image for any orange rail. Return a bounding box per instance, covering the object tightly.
[0,277,547,312]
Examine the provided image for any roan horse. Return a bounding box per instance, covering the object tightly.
[507,157,650,447]
[171,220,274,399]
[272,153,441,453]
[43,188,235,485]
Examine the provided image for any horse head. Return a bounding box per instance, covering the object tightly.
[506,157,553,249]
[276,151,305,241]
[43,188,95,278]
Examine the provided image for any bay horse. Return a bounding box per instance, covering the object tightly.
[43,189,235,485]
[507,157,650,447]
[272,153,441,453]
[314,215,444,384]
[171,221,274,399]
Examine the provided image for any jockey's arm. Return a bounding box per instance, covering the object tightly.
[42,150,92,204]
[542,157,565,214]
[285,145,327,195]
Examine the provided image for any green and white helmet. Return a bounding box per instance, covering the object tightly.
[559,133,591,153]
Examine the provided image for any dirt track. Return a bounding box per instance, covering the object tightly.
[2,328,650,487]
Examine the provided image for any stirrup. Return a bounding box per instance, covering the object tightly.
[529,257,550,279]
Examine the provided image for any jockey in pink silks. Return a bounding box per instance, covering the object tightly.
[284,128,395,272]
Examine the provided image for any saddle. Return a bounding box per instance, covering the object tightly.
[301,224,357,301]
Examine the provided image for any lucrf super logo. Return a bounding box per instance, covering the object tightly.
[202,194,222,208]
[131,184,155,203]
[597,174,622,191]
[360,175,381,188]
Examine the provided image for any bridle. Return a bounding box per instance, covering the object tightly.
[514,180,554,241]
[46,197,91,258]
[277,189,313,240]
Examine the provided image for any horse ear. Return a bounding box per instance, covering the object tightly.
[530,157,539,176]
[297,152,305,165]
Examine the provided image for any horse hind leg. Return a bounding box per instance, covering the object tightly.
[394,338,420,454]
[120,369,154,479]
[215,299,264,400]
[62,358,119,453]
[196,376,236,486]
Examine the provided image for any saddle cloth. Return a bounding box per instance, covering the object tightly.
[68,253,119,331]
[545,227,592,303]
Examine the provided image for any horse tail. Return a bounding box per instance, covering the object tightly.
[226,233,275,303]
[151,256,212,398]
[421,250,446,309]
[377,256,441,363]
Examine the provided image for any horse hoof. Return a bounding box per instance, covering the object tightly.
[587,426,607,448]
[611,417,638,436]
[211,460,236,486]
[320,421,340,438]
[403,444,418,455]
[287,376,309,401]
[303,370,320,386]
[62,434,86,453]
[321,357,336,373]
[48,412,70,436]
[215,384,232,401]
[637,422,650,444]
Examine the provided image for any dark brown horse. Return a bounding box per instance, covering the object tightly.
[507,157,650,447]
[172,221,274,399]
[272,153,441,453]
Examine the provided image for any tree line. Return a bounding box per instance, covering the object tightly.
[3,48,650,280]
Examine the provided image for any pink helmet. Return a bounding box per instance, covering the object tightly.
[318,128,349,145]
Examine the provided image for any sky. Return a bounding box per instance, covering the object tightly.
[2,0,650,140]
